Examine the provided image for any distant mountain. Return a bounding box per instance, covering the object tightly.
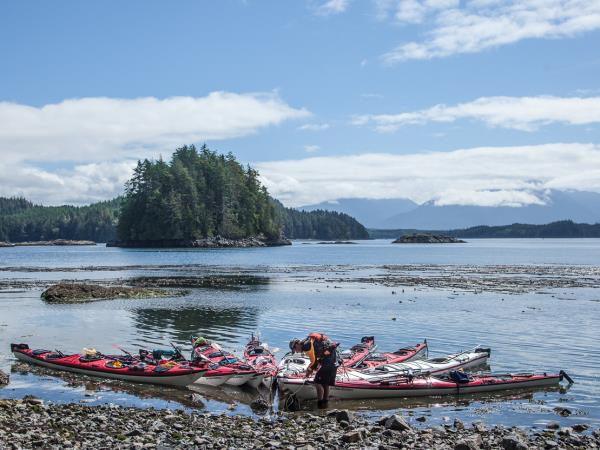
[383,190,600,229]
[300,198,418,228]
[301,191,600,229]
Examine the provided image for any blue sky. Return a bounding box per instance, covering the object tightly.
[1,0,600,206]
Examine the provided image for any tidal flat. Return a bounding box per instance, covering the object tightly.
[1,240,599,436]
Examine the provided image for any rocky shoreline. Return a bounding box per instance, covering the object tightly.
[0,399,597,449]
[393,233,466,244]
[107,235,292,248]
[0,239,96,247]
[40,282,184,303]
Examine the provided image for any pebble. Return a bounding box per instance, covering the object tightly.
[0,399,597,449]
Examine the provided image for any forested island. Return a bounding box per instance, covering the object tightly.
[0,145,368,245]
[369,220,600,239]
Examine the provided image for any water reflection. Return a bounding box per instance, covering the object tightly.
[130,305,260,348]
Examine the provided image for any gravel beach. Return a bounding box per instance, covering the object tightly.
[0,398,598,449]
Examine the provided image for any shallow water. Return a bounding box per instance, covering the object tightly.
[1,240,599,429]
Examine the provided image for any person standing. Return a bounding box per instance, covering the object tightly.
[289,332,339,408]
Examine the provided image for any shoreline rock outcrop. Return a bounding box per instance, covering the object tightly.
[40,282,182,303]
[393,233,466,244]
[107,234,292,248]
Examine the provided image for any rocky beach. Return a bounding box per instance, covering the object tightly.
[0,398,598,449]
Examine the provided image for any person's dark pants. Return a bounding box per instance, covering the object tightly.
[314,363,336,407]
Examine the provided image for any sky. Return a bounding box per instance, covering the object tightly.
[1,0,600,207]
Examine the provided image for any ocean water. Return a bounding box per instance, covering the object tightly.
[0,239,599,429]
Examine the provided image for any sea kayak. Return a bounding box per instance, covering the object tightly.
[279,346,490,391]
[243,335,278,389]
[277,338,428,378]
[281,370,570,400]
[11,343,207,387]
[349,340,429,370]
[191,336,257,387]
[342,347,491,381]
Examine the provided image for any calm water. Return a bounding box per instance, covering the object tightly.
[1,240,599,429]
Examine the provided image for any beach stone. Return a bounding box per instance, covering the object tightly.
[384,414,411,431]
[454,418,465,430]
[416,416,427,422]
[334,409,354,423]
[554,407,572,417]
[472,421,486,433]
[572,423,589,432]
[502,434,529,450]
[341,430,362,443]
[454,436,482,450]
[544,440,559,449]
[546,422,560,430]
[0,369,8,386]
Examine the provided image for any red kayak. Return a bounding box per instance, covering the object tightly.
[243,334,278,389]
[349,339,429,370]
[190,336,257,387]
[11,343,207,387]
[282,370,572,400]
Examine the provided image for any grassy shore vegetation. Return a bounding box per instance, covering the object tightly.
[0,145,368,243]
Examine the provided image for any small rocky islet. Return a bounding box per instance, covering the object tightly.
[393,233,466,244]
[0,398,598,449]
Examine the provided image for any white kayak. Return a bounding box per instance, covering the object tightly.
[279,347,491,393]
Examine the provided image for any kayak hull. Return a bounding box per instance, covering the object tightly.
[226,373,255,386]
[281,373,562,400]
[194,372,233,386]
[13,351,204,387]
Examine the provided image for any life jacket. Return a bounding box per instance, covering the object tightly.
[304,333,339,368]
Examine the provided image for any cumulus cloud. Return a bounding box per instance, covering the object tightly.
[304,145,321,153]
[298,123,331,131]
[354,95,600,132]
[0,160,136,205]
[381,0,600,62]
[316,0,350,15]
[255,143,600,207]
[0,92,308,204]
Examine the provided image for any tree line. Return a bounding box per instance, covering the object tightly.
[368,220,600,239]
[0,145,368,243]
[0,197,120,243]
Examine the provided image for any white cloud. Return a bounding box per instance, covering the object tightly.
[316,0,350,15]
[304,144,321,153]
[0,160,136,205]
[255,143,600,207]
[0,92,309,205]
[298,123,331,131]
[381,0,600,62]
[354,95,600,132]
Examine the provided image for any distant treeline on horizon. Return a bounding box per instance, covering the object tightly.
[0,145,369,243]
[369,220,600,239]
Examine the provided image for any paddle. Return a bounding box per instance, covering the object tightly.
[111,344,133,358]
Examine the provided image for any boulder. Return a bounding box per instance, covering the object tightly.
[501,434,529,450]
[341,430,362,443]
[384,415,411,432]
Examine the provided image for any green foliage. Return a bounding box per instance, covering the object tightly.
[117,145,280,241]
[0,197,121,242]
[0,146,370,243]
[272,199,369,240]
